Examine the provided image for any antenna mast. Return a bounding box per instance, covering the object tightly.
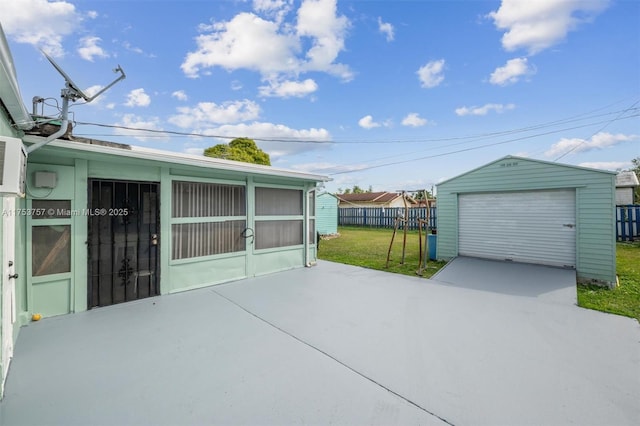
[26,51,126,154]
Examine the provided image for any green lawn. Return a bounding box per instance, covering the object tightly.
[319,227,640,322]
[317,226,447,278]
[577,241,640,322]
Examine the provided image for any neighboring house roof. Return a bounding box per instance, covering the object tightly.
[337,191,417,205]
[616,171,640,188]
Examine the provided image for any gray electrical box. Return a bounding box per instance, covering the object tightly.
[34,171,57,188]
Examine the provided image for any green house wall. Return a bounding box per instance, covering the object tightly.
[316,193,338,235]
[15,140,320,322]
[436,156,616,285]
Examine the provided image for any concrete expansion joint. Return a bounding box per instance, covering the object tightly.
[210,288,456,426]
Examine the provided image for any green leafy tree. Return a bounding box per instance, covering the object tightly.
[337,185,374,194]
[204,137,271,165]
[412,189,435,200]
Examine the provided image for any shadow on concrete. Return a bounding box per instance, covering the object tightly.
[431,256,577,304]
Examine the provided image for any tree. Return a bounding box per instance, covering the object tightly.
[412,188,435,200]
[337,185,373,194]
[204,137,270,165]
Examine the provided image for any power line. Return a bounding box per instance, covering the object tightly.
[554,99,640,161]
[328,113,640,175]
[72,106,638,146]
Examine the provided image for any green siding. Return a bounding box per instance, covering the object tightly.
[316,193,338,235]
[437,156,616,285]
[19,142,321,320]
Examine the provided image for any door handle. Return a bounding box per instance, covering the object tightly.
[8,273,18,280]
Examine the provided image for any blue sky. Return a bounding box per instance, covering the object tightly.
[1,0,638,193]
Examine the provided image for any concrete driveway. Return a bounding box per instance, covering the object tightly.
[1,260,639,425]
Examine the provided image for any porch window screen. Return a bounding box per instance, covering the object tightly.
[308,190,316,244]
[255,187,304,249]
[255,187,302,215]
[171,181,246,260]
[172,181,245,217]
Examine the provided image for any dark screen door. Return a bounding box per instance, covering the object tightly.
[88,180,160,308]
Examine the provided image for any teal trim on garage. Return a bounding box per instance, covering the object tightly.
[436,156,616,285]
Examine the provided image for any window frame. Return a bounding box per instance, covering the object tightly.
[170,178,248,262]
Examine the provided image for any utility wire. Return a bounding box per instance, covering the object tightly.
[554,99,640,161]
[328,113,640,175]
[324,114,640,176]
[73,107,638,146]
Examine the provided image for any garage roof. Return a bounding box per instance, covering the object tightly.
[438,155,615,186]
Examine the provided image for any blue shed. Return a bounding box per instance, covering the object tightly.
[316,192,339,235]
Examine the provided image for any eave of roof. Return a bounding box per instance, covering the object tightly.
[438,155,616,186]
[0,23,33,130]
[22,135,330,183]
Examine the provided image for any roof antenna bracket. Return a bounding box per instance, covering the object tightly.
[26,50,126,154]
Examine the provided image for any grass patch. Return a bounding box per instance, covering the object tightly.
[320,227,640,323]
[317,226,447,278]
[577,241,640,322]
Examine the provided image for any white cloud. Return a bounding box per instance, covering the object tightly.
[169,100,262,128]
[83,85,105,106]
[253,0,293,24]
[182,13,299,78]
[378,17,394,41]
[0,0,81,57]
[290,162,368,175]
[579,161,632,171]
[124,88,151,107]
[181,0,352,94]
[172,90,188,101]
[200,122,332,158]
[296,0,351,79]
[231,80,243,91]
[455,103,515,116]
[489,57,535,86]
[113,114,166,142]
[358,115,381,129]
[184,147,205,156]
[87,10,98,19]
[401,113,428,127]
[488,0,610,55]
[259,78,318,98]
[417,59,445,88]
[544,132,638,157]
[77,36,108,62]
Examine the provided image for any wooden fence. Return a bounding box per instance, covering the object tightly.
[339,205,639,242]
[617,205,640,241]
[338,207,437,230]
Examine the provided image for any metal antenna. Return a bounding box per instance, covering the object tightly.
[26,51,126,154]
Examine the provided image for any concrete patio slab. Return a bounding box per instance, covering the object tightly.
[0,283,445,426]
[1,260,639,426]
[431,256,578,305]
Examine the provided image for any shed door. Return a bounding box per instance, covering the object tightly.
[458,190,576,268]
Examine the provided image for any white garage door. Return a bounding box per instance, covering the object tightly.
[458,190,576,268]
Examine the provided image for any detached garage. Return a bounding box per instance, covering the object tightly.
[436,156,617,286]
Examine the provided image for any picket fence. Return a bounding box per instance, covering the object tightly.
[617,205,640,242]
[338,207,437,230]
[338,205,639,241]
